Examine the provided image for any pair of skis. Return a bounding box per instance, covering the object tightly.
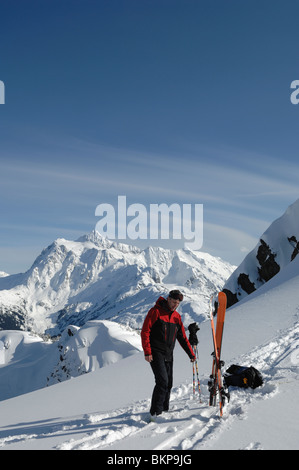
[208,291,230,417]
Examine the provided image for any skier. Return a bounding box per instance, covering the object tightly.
[141,290,196,421]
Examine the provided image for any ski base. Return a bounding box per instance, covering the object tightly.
[208,291,229,417]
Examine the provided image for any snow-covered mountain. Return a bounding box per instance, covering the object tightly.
[223,198,299,307]
[0,231,235,335]
[0,247,298,450]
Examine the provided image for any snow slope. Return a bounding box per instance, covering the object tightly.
[223,198,299,307]
[0,256,298,450]
[0,231,235,334]
[0,320,142,401]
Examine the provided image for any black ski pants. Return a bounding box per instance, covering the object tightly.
[150,351,173,416]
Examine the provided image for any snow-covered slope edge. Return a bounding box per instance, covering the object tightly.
[0,231,235,335]
[0,320,142,401]
[223,198,299,307]
[0,256,298,450]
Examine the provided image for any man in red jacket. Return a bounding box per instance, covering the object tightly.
[141,290,196,420]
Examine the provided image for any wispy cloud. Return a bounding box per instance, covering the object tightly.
[1,138,298,270]
[3,139,298,210]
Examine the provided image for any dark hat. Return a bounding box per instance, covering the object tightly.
[168,290,184,301]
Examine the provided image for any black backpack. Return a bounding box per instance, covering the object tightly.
[224,364,263,389]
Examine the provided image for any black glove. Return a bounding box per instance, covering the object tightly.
[188,322,200,346]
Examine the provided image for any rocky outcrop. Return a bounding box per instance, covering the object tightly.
[223,199,299,308]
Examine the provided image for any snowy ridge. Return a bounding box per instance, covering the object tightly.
[0,320,142,401]
[223,198,299,307]
[0,231,235,335]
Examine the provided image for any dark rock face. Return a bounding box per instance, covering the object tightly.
[0,305,26,330]
[222,289,238,308]
[288,236,299,261]
[224,236,297,309]
[237,273,256,295]
[256,240,280,283]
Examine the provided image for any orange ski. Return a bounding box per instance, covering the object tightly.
[208,292,229,417]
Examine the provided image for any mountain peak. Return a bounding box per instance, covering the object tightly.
[0,232,235,335]
[0,271,9,278]
[76,230,111,246]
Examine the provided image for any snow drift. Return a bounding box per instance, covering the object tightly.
[0,320,142,401]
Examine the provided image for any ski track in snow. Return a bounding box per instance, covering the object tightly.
[54,376,278,451]
[1,320,297,450]
[54,319,298,450]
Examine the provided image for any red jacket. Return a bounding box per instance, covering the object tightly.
[141,297,196,361]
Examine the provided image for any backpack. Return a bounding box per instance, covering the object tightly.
[224,364,263,389]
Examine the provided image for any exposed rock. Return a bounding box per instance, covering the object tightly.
[256,239,280,283]
[223,199,299,308]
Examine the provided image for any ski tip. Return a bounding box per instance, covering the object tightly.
[218,291,227,300]
[218,291,227,306]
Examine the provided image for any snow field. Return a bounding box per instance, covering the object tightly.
[0,293,297,450]
[0,231,298,450]
[54,321,292,452]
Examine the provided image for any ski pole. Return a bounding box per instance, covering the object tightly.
[192,360,196,396]
[188,322,201,401]
[193,345,202,402]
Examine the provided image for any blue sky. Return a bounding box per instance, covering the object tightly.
[1,0,299,273]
